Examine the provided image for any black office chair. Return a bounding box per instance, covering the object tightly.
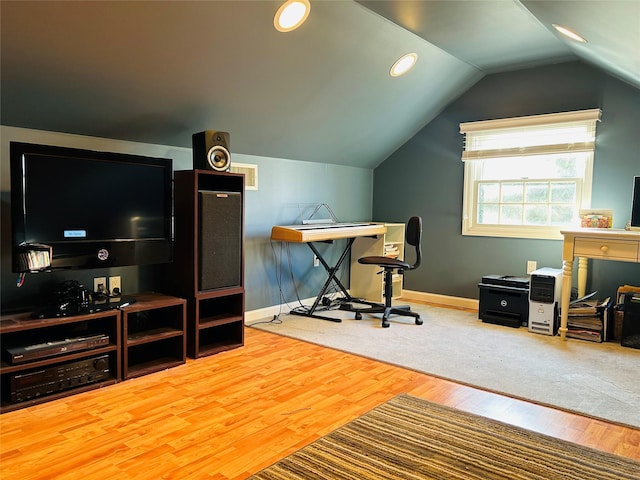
[351,216,423,328]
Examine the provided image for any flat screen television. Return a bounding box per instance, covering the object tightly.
[631,175,640,230]
[10,142,173,272]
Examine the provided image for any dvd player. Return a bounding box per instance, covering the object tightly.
[4,334,110,364]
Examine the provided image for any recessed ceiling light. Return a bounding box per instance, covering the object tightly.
[274,0,311,33]
[390,53,418,77]
[552,24,587,43]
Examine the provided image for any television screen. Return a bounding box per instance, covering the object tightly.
[10,142,173,271]
[631,176,640,229]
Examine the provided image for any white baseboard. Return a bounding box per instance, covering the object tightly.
[245,292,478,323]
[399,290,479,311]
[244,297,317,323]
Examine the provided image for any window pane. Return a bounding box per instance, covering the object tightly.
[550,182,576,203]
[550,205,575,225]
[500,205,522,224]
[501,183,523,203]
[524,205,548,225]
[478,204,499,224]
[478,183,499,203]
[524,183,548,203]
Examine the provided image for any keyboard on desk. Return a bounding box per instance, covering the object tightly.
[271,222,386,243]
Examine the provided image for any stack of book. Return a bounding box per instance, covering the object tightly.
[566,296,613,342]
[383,243,399,259]
[616,284,640,305]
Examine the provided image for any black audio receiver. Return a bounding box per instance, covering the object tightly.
[9,355,110,403]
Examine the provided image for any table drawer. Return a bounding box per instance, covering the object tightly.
[574,238,639,261]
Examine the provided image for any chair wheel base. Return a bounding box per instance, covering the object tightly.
[349,305,423,328]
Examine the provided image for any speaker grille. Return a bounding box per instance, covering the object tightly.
[198,191,242,291]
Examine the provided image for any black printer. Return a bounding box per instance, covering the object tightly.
[478,275,530,328]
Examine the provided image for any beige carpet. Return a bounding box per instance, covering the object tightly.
[249,302,640,428]
[250,394,640,479]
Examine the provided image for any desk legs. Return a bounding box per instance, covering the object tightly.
[577,257,588,298]
[559,258,574,341]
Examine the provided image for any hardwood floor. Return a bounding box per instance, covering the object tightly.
[1,327,638,479]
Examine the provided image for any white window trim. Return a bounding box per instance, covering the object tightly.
[460,109,600,240]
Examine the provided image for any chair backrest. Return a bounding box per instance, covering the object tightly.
[405,216,422,270]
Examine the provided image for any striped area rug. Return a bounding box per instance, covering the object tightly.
[250,394,640,479]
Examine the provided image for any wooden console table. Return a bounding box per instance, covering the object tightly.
[560,228,640,340]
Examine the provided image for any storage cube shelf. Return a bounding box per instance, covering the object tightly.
[189,288,244,358]
[350,223,405,302]
[120,293,187,379]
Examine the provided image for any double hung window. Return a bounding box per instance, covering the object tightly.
[460,109,601,240]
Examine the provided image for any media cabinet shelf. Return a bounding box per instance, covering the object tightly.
[126,357,185,378]
[120,293,186,380]
[127,327,183,345]
[0,309,121,414]
[190,288,245,358]
[199,314,244,329]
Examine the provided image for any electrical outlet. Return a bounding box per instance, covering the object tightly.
[526,260,537,274]
[94,277,107,294]
[313,255,320,267]
[109,276,121,295]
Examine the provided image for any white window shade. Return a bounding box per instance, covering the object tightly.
[460,109,601,161]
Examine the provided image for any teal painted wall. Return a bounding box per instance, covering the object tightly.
[373,61,640,300]
[239,155,373,310]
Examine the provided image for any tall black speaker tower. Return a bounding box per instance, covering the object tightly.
[169,169,245,358]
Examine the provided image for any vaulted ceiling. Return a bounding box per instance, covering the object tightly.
[2,1,638,169]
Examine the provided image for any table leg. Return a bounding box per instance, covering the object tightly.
[577,257,588,298]
[559,258,574,341]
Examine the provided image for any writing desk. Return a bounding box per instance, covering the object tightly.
[560,228,640,340]
[271,222,386,321]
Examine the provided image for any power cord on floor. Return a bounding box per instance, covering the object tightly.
[252,237,351,326]
[247,314,283,327]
